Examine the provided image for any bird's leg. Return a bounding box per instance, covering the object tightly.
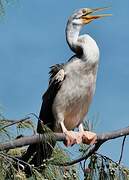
[60,122,97,146]
[79,124,97,145]
[60,122,82,146]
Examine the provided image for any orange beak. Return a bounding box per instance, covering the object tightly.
[81,7,112,24]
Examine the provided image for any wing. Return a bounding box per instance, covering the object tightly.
[49,63,64,84]
[37,64,65,133]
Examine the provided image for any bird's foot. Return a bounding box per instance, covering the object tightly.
[82,131,97,145]
[64,131,83,146]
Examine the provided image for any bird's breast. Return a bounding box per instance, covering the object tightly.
[53,70,96,132]
[64,74,95,130]
[63,94,91,130]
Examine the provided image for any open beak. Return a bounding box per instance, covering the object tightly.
[81,7,112,24]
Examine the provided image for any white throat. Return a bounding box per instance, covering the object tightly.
[66,20,100,64]
[78,34,100,63]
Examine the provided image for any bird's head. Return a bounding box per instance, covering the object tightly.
[70,7,111,26]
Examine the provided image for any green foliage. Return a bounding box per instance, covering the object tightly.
[16,120,36,135]
[29,143,79,179]
[0,113,129,179]
[0,0,4,15]
[0,145,79,180]
[0,112,79,180]
[0,0,17,16]
[84,154,129,180]
[45,145,79,179]
[0,114,35,142]
[0,114,13,141]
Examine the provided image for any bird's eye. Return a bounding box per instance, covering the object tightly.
[82,9,87,14]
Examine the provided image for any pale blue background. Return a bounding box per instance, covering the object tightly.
[0,0,129,169]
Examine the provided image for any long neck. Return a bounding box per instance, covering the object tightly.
[66,21,82,55]
[66,21,100,65]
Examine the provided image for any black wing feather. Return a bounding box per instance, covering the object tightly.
[25,65,65,167]
[37,64,65,132]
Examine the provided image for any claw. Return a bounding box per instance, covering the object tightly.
[63,130,97,146]
[64,131,83,146]
[82,131,97,145]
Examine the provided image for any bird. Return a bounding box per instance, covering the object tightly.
[37,7,111,145]
[26,7,111,166]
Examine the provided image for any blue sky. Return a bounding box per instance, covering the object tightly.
[0,0,129,167]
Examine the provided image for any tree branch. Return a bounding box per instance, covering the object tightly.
[0,117,31,129]
[0,133,65,151]
[0,126,129,165]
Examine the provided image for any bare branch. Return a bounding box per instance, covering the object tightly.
[0,133,65,151]
[61,126,129,166]
[0,126,129,166]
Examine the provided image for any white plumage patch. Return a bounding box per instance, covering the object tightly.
[78,34,100,63]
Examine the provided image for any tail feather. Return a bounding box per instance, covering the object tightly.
[29,137,56,166]
[21,125,56,167]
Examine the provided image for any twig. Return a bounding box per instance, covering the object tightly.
[118,135,126,164]
[26,113,39,121]
[0,117,31,130]
[58,141,104,166]
[97,126,129,141]
[0,152,32,171]
[95,152,120,166]
[80,162,84,172]
[83,159,87,171]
